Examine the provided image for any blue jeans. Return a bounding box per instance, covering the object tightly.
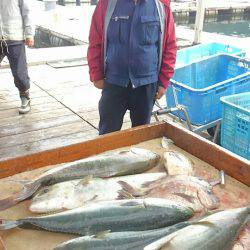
[0,42,30,93]
[99,82,157,135]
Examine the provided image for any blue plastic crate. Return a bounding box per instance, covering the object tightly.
[176,42,245,68]
[221,92,250,160]
[166,54,250,125]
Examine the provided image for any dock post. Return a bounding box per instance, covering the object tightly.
[194,0,205,44]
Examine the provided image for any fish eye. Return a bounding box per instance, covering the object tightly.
[39,188,50,195]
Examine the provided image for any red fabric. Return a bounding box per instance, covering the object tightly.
[158,4,177,89]
[87,0,177,89]
[87,0,108,82]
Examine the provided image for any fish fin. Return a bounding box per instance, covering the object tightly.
[191,221,215,227]
[78,175,93,186]
[0,219,22,230]
[93,230,111,239]
[117,190,135,199]
[118,181,145,197]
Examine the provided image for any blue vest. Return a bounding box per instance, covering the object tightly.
[105,0,160,88]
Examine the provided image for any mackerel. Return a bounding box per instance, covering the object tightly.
[54,222,190,250]
[145,206,250,250]
[0,148,160,210]
[0,198,193,235]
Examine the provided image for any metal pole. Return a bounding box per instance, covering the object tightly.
[194,0,205,44]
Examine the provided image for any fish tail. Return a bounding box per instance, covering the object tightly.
[0,181,40,211]
[16,181,41,202]
[0,197,20,211]
[0,219,22,230]
[0,234,7,250]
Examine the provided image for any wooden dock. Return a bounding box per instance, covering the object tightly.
[0,64,132,162]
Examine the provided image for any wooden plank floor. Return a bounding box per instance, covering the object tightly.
[0,64,133,161]
[0,66,97,161]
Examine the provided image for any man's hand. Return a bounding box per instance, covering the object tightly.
[25,38,34,47]
[156,86,166,100]
[93,79,105,89]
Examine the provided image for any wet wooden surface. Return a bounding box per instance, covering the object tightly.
[0,64,132,161]
[0,137,249,250]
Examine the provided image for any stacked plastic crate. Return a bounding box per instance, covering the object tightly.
[221,93,250,160]
[166,42,250,159]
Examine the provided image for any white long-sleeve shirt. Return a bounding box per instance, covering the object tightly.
[0,0,35,41]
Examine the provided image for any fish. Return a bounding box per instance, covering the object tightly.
[30,173,166,213]
[161,137,174,150]
[233,222,250,250]
[163,151,194,176]
[54,222,190,250]
[144,206,250,250]
[142,175,220,212]
[0,148,160,211]
[0,198,193,235]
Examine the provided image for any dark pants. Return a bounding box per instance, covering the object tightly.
[0,42,30,93]
[99,82,157,135]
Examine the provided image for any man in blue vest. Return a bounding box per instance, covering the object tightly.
[88,0,176,135]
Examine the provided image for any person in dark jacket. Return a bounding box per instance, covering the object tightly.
[0,0,34,114]
[88,0,177,135]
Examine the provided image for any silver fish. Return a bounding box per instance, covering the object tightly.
[0,198,193,235]
[54,222,190,250]
[145,206,250,250]
[0,148,160,210]
[30,173,166,213]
